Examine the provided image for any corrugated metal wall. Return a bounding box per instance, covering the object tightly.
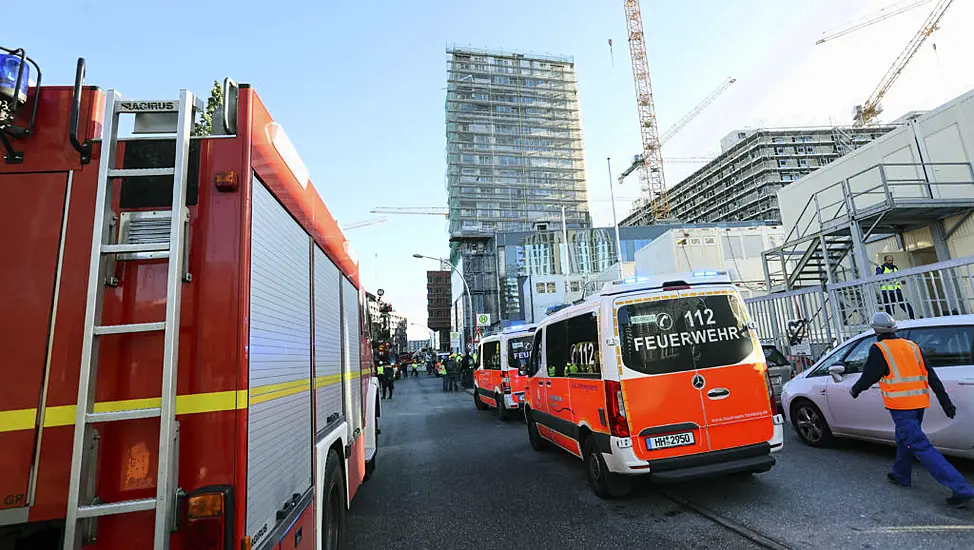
[246,179,313,543]
[314,246,344,438]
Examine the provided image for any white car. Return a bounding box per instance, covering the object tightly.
[781,316,974,459]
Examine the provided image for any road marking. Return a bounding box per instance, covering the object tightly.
[856,525,974,533]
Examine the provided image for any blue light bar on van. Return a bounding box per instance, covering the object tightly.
[616,277,648,285]
[692,270,724,278]
[0,53,30,103]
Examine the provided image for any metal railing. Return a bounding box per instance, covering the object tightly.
[782,162,974,245]
[747,256,974,365]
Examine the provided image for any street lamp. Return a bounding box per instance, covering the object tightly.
[413,253,474,352]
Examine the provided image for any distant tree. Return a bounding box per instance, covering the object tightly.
[191,80,224,136]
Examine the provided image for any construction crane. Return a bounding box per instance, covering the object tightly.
[657,77,736,145]
[854,0,954,126]
[340,216,388,230]
[371,206,448,217]
[623,0,669,221]
[815,0,933,45]
[619,77,736,183]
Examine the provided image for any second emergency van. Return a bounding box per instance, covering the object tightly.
[474,325,536,419]
[521,271,784,498]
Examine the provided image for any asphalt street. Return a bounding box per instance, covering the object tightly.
[347,375,974,549]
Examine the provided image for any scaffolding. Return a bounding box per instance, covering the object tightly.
[445,46,590,239]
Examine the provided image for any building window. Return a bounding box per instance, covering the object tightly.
[738,132,746,139]
[546,282,556,293]
[777,159,788,167]
[774,147,786,155]
[798,158,809,167]
[536,282,545,294]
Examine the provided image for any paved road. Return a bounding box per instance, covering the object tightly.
[347,375,974,549]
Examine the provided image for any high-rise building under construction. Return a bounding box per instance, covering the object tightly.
[445,46,590,338]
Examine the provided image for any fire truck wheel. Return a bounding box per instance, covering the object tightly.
[526,408,549,451]
[322,449,347,550]
[474,388,489,410]
[495,393,511,421]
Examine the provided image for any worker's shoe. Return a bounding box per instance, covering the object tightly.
[886,473,910,488]
[946,494,973,508]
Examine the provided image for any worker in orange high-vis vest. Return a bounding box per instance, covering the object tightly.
[851,312,973,508]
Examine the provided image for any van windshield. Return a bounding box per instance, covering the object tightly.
[507,336,533,371]
[617,293,754,375]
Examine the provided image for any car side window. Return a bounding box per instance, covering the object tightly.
[526,330,544,377]
[841,336,877,374]
[545,320,568,377]
[907,326,974,368]
[565,312,600,376]
[482,341,501,370]
[808,340,858,377]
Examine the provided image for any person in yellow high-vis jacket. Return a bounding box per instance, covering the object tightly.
[876,255,915,320]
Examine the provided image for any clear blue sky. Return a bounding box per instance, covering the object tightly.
[10,0,970,339]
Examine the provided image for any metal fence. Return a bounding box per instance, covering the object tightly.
[746,256,974,370]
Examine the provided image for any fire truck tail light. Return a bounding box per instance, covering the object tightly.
[185,486,233,550]
[214,170,238,192]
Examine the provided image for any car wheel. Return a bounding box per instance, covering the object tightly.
[473,388,488,410]
[496,393,510,421]
[791,399,834,447]
[583,437,630,499]
[526,408,549,451]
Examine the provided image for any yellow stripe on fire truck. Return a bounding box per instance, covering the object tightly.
[0,374,354,433]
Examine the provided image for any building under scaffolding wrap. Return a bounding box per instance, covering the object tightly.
[445,46,591,337]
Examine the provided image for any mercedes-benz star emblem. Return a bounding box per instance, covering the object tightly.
[691,374,706,390]
[657,313,673,331]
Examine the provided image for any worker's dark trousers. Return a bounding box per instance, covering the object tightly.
[889,409,974,496]
[448,374,458,392]
[442,375,449,391]
[882,289,916,319]
[382,381,394,400]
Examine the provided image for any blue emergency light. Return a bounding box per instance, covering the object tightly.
[0,53,30,104]
[692,270,723,278]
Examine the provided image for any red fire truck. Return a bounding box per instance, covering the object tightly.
[0,50,380,550]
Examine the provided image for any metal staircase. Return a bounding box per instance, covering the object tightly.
[763,162,974,291]
[63,90,200,550]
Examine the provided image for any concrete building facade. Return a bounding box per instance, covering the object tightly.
[622,125,898,227]
[445,46,591,332]
[426,270,452,351]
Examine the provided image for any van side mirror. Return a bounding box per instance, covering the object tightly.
[828,364,846,383]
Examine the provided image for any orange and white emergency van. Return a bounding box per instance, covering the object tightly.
[473,325,535,420]
[521,271,784,498]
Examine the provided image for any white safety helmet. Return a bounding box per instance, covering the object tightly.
[871,311,897,334]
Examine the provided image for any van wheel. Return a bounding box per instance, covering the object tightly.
[526,408,549,451]
[322,449,347,550]
[584,437,629,499]
[474,389,488,410]
[791,399,833,447]
[496,393,510,421]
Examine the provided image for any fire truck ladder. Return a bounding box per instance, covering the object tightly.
[64,90,200,550]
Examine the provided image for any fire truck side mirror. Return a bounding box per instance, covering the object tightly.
[221,77,238,135]
[70,57,92,164]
